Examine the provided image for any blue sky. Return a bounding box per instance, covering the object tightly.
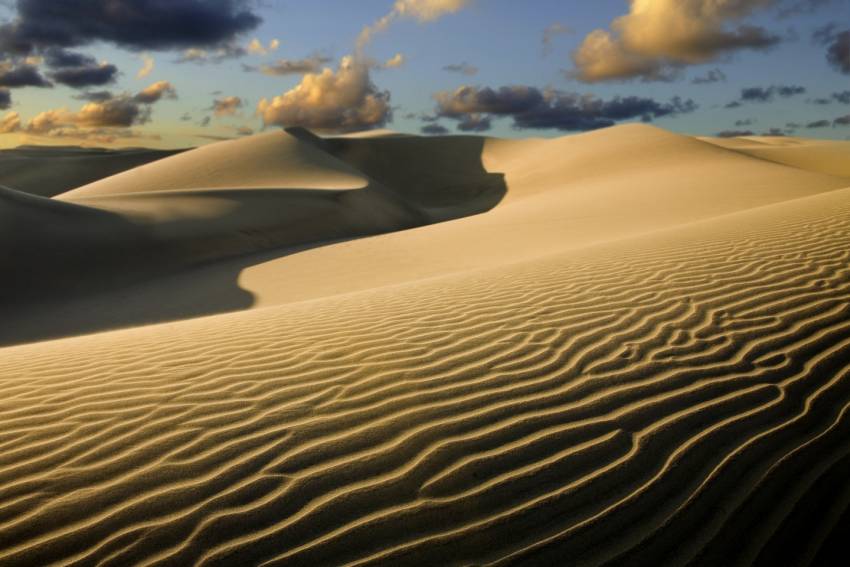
[0,0,849,148]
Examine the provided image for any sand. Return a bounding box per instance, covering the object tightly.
[1,124,849,565]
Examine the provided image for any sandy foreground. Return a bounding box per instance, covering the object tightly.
[1,124,850,565]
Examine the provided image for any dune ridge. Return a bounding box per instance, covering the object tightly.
[1,125,850,564]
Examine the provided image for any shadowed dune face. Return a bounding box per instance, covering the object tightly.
[0,146,184,198]
[0,129,506,345]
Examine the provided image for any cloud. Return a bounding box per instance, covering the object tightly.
[199,116,211,127]
[725,84,807,107]
[456,113,491,131]
[433,84,697,131]
[734,118,755,126]
[175,44,247,64]
[133,80,177,104]
[21,80,174,141]
[813,25,850,74]
[73,90,114,102]
[49,62,118,88]
[247,38,280,56]
[542,23,572,55]
[717,129,755,137]
[43,47,94,68]
[834,114,850,126]
[762,127,787,136]
[244,54,332,76]
[0,63,51,87]
[0,88,10,110]
[443,61,478,75]
[357,0,472,51]
[383,53,406,68]
[0,0,262,55]
[137,53,154,78]
[739,84,806,102]
[257,55,392,132]
[571,0,781,82]
[806,119,831,128]
[834,90,850,104]
[421,123,449,134]
[210,95,243,116]
[0,111,20,133]
[691,68,727,84]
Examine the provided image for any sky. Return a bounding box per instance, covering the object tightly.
[0,0,849,148]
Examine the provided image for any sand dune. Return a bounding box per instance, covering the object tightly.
[0,145,183,198]
[2,125,850,565]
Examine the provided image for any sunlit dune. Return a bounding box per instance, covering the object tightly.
[2,124,850,565]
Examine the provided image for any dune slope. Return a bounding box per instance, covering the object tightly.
[1,181,850,565]
[2,125,850,565]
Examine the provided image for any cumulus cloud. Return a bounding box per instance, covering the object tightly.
[433,84,697,131]
[443,61,478,75]
[571,0,781,82]
[421,123,449,135]
[137,53,154,79]
[210,95,243,116]
[133,80,177,104]
[247,38,280,56]
[814,25,850,74]
[0,63,51,87]
[357,0,472,52]
[383,53,406,68]
[542,23,572,55]
[244,54,333,76]
[21,80,175,141]
[0,88,10,110]
[0,0,262,56]
[691,68,727,84]
[257,55,392,132]
[0,110,20,133]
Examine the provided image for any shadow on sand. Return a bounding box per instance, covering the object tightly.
[1,133,506,347]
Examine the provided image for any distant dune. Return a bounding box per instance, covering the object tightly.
[2,124,850,565]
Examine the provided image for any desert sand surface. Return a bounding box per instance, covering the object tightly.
[2,124,850,565]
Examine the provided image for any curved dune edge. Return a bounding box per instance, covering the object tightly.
[2,179,850,565]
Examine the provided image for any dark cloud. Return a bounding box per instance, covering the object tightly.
[434,85,697,132]
[809,97,832,105]
[0,64,51,87]
[729,84,806,105]
[457,114,491,132]
[421,123,449,135]
[199,116,211,127]
[49,62,118,88]
[209,95,243,116]
[244,55,332,76]
[0,87,10,109]
[833,90,850,104]
[734,118,755,126]
[806,119,831,128]
[717,129,754,137]
[0,0,262,55]
[442,62,478,76]
[73,90,114,102]
[814,25,850,74]
[43,47,95,68]
[762,127,787,136]
[691,68,727,84]
[835,114,850,126]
